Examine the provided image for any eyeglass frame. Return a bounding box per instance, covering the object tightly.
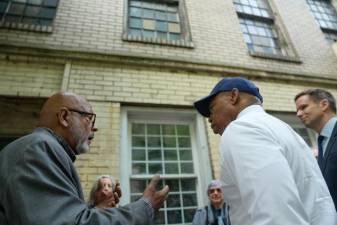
[67,108,96,129]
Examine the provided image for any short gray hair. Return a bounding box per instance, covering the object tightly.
[88,175,115,205]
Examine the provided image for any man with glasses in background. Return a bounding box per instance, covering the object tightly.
[193,180,230,225]
[0,91,169,225]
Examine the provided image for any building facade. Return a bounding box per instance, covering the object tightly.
[1,0,337,224]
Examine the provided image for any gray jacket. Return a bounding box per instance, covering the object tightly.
[0,128,153,225]
[192,204,230,225]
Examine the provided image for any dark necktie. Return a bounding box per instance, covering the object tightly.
[317,135,324,169]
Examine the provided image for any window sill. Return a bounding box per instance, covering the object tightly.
[0,22,53,33]
[249,51,302,63]
[122,33,194,48]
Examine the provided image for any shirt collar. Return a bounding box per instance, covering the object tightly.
[237,104,264,119]
[320,117,337,139]
[35,127,77,162]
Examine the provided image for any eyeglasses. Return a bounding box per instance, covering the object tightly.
[67,108,96,129]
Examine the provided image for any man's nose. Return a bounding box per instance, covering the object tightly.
[92,127,98,132]
[296,110,303,118]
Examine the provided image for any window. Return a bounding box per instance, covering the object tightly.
[306,0,337,43]
[121,108,212,225]
[0,0,59,32]
[233,0,297,60]
[272,112,317,154]
[124,0,193,47]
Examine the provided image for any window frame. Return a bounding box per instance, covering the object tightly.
[306,0,337,43]
[120,107,212,224]
[0,0,59,32]
[271,111,317,148]
[233,0,301,62]
[122,0,194,48]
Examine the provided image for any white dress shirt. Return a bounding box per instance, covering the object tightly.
[220,105,336,225]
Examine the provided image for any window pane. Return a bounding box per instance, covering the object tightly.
[178,137,190,147]
[165,179,179,192]
[149,163,162,173]
[44,0,58,7]
[167,210,182,224]
[169,33,181,40]
[132,136,145,147]
[147,124,160,135]
[39,8,55,19]
[163,137,176,147]
[130,179,147,193]
[157,31,167,39]
[28,0,43,5]
[165,162,178,174]
[4,15,21,22]
[181,179,196,191]
[156,10,166,20]
[0,2,8,14]
[148,149,162,161]
[163,125,175,135]
[177,125,189,135]
[24,5,40,16]
[164,149,177,160]
[167,12,178,22]
[154,210,165,224]
[132,163,146,174]
[181,162,194,173]
[8,3,25,15]
[129,17,142,28]
[143,30,155,38]
[148,136,161,147]
[143,8,154,18]
[179,150,192,160]
[156,21,168,32]
[130,6,142,17]
[132,149,146,160]
[167,194,181,207]
[182,193,197,207]
[129,28,141,36]
[184,209,196,223]
[132,123,145,134]
[39,18,52,25]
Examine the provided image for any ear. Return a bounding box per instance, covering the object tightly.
[57,108,69,128]
[320,99,330,112]
[230,88,240,104]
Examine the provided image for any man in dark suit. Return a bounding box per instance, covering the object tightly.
[295,88,337,211]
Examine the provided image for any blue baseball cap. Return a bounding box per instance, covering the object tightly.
[194,77,263,117]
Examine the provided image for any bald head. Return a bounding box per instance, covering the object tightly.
[38,92,96,155]
[39,92,90,129]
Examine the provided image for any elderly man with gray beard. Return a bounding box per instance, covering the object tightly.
[0,91,169,225]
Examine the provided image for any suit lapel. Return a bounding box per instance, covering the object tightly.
[322,122,337,173]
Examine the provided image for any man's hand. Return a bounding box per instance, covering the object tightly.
[142,175,170,211]
[112,181,122,206]
[95,180,122,208]
[95,190,116,208]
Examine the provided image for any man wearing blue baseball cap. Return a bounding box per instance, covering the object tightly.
[194,77,336,225]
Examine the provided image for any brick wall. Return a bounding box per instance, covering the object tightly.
[0,59,63,97]
[1,0,337,77]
